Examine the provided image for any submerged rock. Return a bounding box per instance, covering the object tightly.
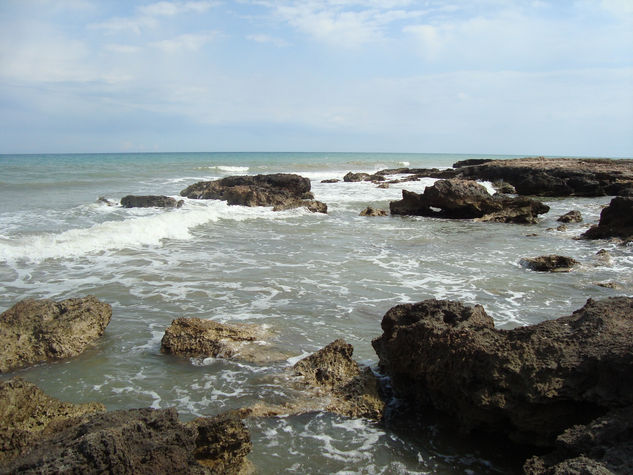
[389,179,549,223]
[557,210,583,223]
[180,173,325,213]
[581,196,633,241]
[160,317,287,364]
[359,207,388,217]
[0,377,106,462]
[293,339,385,420]
[0,407,252,474]
[120,195,184,208]
[372,297,633,446]
[520,255,580,272]
[0,296,112,373]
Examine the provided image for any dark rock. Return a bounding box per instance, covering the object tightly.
[320,179,340,184]
[161,317,287,364]
[372,297,633,446]
[453,159,494,168]
[524,406,633,474]
[520,255,580,272]
[0,377,105,463]
[272,199,327,214]
[581,197,633,240]
[0,296,112,373]
[492,180,516,194]
[293,339,385,420]
[389,179,549,223]
[343,172,385,182]
[359,207,388,217]
[97,197,115,206]
[454,157,633,197]
[121,195,184,208]
[557,210,583,223]
[0,407,252,474]
[180,173,322,213]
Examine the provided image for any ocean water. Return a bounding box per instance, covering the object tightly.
[1,152,631,473]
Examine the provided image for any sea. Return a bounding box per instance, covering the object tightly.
[1,152,631,473]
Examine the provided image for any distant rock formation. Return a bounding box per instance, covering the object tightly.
[389,179,549,223]
[180,173,326,213]
[343,172,385,182]
[120,195,184,208]
[520,255,580,272]
[372,297,633,447]
[0,297,112,373]
[581,196,633,241]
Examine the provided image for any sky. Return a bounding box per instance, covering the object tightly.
[0,0,632,156]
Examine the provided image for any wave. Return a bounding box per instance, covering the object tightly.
[0,200,286,262]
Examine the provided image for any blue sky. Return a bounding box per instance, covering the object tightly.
[0,0,632,156]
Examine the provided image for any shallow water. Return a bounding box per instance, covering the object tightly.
[1,152,631,473]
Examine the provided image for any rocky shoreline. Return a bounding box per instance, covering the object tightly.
[2,157,633,473]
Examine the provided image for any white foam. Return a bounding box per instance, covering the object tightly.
[397,161,410,167]
[211,165,250,173]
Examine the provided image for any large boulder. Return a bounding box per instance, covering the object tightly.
[180,173,327,213]
[0,296,112,373]
[0,377,106,462]
[389,179,549,223]
[0,406,252,474]
[581,196,633,241]
[160,317,287,364]
[121,195,184,208]
[293,339,385,420]
[520,255,580,272]
[372,297,633,446]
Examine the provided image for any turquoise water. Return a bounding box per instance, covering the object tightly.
[1,152,631,473]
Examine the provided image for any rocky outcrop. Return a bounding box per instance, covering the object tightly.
[359,207,388,217]
[343,172,385,182]
[389,179,549,223]
[452,157,633,197]
[320,178,340,183]
[160,317,287,364]
[523,405,633,474]
[180,173,326,212]
[0,296,112,373]
[0,407,252,474]
[581,196,633,241]
[121,195,184,208]
[372,297,633,447]
[520,255,580,272]
[293,339,385,420]
[0,377,106,462]
[557,210,582,223]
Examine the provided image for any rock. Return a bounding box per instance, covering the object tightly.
[389,179,550,224]
[372,297,633,446]
[523,406,633,475]
[0,377,106,463]
[557,210,583,223]
[320,179,340,183]
[0,406,252,474]
[453,158,495,168]
[272,199,328,214]
[595,281,620,289]
[120,195,184,208]
[595,249,613,264]
[556,224,568,232]
[343,172,385,182]
[359,207,388,217]
[581,196,633,241]
[492,180,516,194]
[180,173,322,212]
[377,183,390,189]
[453,157,633,197]
[97,197,115,206]
[520,255,580,272]
[160,317,287,364]
[293,339,385,420]
[0,296,112,373]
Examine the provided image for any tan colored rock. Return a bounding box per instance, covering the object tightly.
[360,207,388,217]
[0,296,112,373]
[160,317,288,364]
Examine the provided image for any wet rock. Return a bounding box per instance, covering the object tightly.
[359,207,388,217]
[595,281,620,289]
[343,172,386,183]
[320,178,340,184]
[372,297,633,446]
[293,339,385,420]
[180,174,319,212]
[520,255,580,272]
[160,317,287,364]
[595,249,613,265]
[453,157,633,197]
[97,196,115,206]
[0,406,252,475]
[492,180,516,194]
[523,406,633,475]
[0,377,106,462]
[581,196,633,241]
[557,210,583,223]
[453,158,495,168]
[272,199,328,214]
[389,179,549,223]
[121,195,184,208]
[0,296,112,373]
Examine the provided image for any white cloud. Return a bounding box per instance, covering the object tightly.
[104,44,142,54]
[151,32,218,52]
[138,1,217,17]
[89,15,158,35]
[247,34,289,47]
